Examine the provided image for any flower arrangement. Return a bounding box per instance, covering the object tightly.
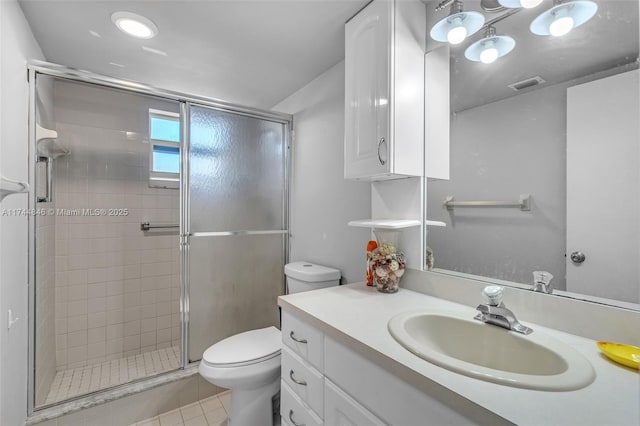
[366,240,378,286]
[370,243,406,293]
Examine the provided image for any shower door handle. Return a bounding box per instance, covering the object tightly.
[36,156,53,203]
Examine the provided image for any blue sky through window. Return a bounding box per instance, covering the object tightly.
[152,145,180,173]
[150,117,180,142]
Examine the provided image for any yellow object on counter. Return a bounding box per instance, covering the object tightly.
[597,342,640,370]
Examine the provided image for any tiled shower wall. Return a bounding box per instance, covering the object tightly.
[52,80,181,371]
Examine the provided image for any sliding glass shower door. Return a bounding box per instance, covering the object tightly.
[28,62,292,414]
[186,105,288,361]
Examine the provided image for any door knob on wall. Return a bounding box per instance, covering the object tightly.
[570,251,586,264]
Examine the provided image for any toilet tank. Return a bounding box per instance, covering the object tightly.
[284,261,341,294]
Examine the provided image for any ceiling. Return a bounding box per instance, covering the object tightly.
[424,0,639,112]
[18,0,640,112]
[19,0,369,110]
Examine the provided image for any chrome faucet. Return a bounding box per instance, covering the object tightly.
[532,271,554,294]
[474,286,533,335]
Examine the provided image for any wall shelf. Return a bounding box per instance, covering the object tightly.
[425,220,446,227]
[348,219,422,229]
[349,219,446,229]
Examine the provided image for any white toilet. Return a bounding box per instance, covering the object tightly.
[198,261,341,426]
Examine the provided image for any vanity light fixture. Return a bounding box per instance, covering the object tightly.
[530,0,598,37]
[498,0,543,9]
[111,11,158,39]
[430,0,485,45]
[465,26,515,64]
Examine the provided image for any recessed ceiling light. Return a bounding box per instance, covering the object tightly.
[111,11,158,39]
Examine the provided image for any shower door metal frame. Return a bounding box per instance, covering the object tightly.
[26,61,291,416]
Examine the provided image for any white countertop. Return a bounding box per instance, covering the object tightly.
[278,283,640,426]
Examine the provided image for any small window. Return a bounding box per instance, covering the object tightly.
[149,109,180,189]
[150,116,180,142]
[152,145,180,173]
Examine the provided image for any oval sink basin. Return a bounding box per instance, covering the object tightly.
[388,311,595,391]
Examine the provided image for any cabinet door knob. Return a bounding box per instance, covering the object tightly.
[289,330,307,344]
[289,409,306,426]
[377,137,386,165]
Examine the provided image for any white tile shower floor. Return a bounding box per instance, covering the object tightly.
[131,391,230,426]
[45,346,181,405]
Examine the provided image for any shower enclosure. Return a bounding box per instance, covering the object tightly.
[28,62,290,412]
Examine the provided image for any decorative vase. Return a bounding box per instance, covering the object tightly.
[370,242,406,293]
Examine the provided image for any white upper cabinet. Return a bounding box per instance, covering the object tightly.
[344,0,426,181]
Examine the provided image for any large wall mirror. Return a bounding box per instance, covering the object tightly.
[425,0,639,308]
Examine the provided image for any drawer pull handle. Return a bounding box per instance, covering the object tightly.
[289,409,306,426]
[289,330,307,344]
[377,137,386,166]
[289,369,307,386]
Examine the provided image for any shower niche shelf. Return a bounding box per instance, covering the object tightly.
[36,124,68,158]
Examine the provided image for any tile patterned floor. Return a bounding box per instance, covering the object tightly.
[45,346,180,404]
[131,391,230,426]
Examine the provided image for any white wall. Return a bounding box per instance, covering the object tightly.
[273,62,371,284]
[0,0,45,424]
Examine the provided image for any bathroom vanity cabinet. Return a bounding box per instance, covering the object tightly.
[281,310,386,425]
[280,309,485,426]
[344,0,426,181]
[279,284,640,426]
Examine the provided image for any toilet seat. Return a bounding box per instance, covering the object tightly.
[202,326,281,368]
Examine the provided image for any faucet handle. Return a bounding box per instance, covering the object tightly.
[532,271,554,293]
[481,285,504,306]
[533,271,553,286]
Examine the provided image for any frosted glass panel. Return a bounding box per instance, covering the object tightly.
[189,106,286,232]
[187,106,287,362]
[188,234,284,361]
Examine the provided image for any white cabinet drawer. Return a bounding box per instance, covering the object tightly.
[281,380,323,426]
[324,379,386,426]
[282,310,324,371]
[281,346,324,418]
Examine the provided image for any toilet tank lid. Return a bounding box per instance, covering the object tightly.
[285,261,341,282]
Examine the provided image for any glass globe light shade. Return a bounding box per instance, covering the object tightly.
[480,46,500,64]
[550,15,575,36]
[447,21,468,44]
[520,0,543,8]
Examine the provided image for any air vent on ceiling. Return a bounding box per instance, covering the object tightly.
[508,76,546,92]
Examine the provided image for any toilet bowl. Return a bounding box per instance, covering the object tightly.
[199,326,281,426]
[199,262,340,426]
